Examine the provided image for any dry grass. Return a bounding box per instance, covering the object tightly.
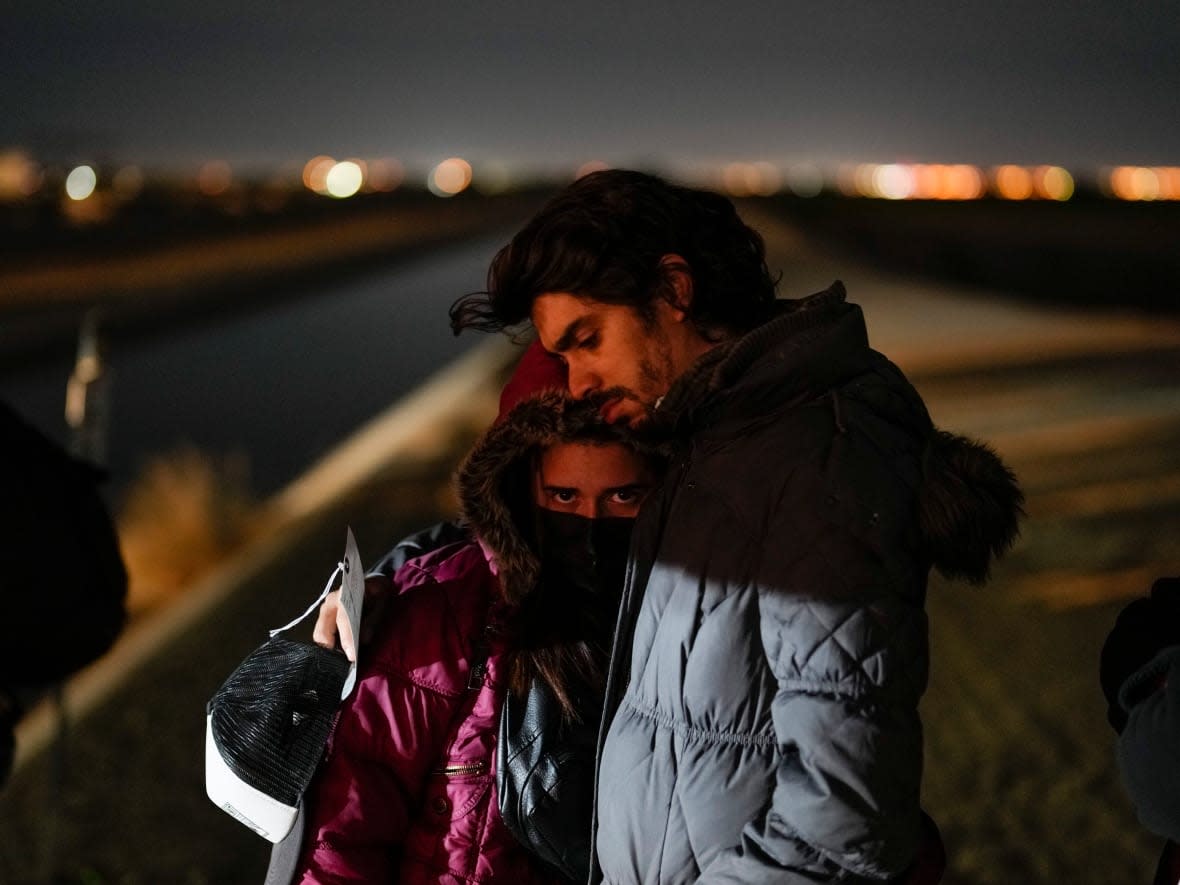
[116,447,264,616]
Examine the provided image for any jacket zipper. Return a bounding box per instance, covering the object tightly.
[433,760,487,776]
[589,449,690,881]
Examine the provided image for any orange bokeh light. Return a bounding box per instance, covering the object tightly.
[993,165,1034,200]
[302,155,336,194]
[945,165,985,200]
[429,158,473,196]
[197,161,233,197]
[1110,166,1163,201]
[1033,166,1074,201]
[1159,168,1180,200]
[913,164,946,199]
[367,158,404,192]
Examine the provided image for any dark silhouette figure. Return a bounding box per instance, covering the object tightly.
[0,400,127,785]
[1102,576,1180,884]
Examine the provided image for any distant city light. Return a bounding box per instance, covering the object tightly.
[366,157,404,192]
[0,151,42,200]
[946,165,985,200]
[1108,165,1180,201]
[833,162,992,200]
[852,164,875,197]
[784,164,824,197]
[1034,165,1074,201]
[325,160,364,198]
[749,162,782,195]
[65,165,98,201]
[1164,168,1180,200]
[17,149,1180,216]
[898,164,981,200]
[721,162,783,197]
[197,161,233,197]
[428,158,472,196]
[993,165,1034,200]
[1111,166,1158,201]
[303,155,336,194]
[1134,167,1161,200]
[873,164,915,200]
[834,165,860,197]
[721,163,750,197]
[721,164,751,197]
[913,164,946,199]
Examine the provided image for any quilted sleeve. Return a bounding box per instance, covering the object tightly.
[293,663,458,883]
[699,468,926,883]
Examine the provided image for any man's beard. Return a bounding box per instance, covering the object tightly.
[589,334,677,427]
[585,387,655,426]
[638,350,671,402]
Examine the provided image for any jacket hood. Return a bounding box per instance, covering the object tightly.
[918,428,1024,584]
[658,282,874,433]
[455,390,655,605]
[663,280,1024,586]
[821,315,1024,585]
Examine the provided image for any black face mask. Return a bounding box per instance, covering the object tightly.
[533,509,635,617]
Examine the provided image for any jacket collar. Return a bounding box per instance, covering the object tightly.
[655,280,869,432]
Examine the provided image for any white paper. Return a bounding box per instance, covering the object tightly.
[339,526,365,699]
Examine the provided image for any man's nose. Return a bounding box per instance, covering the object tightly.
[567,363,599,399]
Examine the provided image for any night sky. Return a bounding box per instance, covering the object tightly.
[4,1,1178,176]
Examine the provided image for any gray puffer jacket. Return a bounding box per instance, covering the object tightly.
[592,282,1023,884]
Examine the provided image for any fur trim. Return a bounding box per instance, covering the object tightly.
[455,391,654,605]
[919,430,1024,584]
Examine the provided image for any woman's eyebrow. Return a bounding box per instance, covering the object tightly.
[603,482,651,494]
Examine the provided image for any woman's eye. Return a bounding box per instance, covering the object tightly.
[551,489,576,504]
[577,333,599,350]
[611,486,647,504]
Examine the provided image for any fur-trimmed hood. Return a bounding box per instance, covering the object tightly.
[455,390,655,605]
[918,428,1023,583]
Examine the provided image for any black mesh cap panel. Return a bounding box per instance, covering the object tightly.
[209,637,350,806]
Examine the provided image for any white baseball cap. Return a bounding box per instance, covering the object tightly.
[205,636,350,842]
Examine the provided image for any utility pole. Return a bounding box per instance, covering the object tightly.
[65,307,110,467]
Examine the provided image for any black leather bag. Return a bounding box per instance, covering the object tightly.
[496,676,597,883]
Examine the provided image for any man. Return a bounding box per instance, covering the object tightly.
[449,169,1023,884]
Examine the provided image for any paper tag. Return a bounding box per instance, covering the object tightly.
[339,527,364,699]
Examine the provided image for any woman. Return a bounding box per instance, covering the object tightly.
[287,344,661,883]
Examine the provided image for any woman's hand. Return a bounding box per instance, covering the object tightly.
[313,575,395,661]
[313,588,356,661]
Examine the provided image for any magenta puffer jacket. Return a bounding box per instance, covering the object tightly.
[293,539,564,885]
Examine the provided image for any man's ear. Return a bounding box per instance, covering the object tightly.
[658,254,693,319]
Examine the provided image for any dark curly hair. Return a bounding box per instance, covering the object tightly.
[449,169,778,338]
